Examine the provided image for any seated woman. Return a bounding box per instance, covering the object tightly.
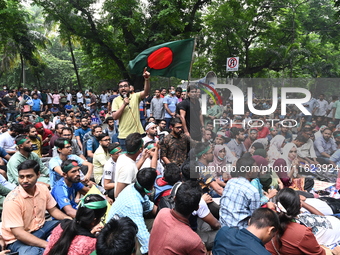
[266,188,340,255]
[267,135,285,165]
[208,145,237,186]
[44,194,107,255]
[273,143,314,197]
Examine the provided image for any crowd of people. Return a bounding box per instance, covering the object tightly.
[1,72,340,255]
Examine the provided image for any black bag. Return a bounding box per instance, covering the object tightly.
[157,182,181,212]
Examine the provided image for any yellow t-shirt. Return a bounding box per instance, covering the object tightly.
[112,93,144,139]
[30,134,42,157]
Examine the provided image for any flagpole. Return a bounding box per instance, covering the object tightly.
[187,37,197,88]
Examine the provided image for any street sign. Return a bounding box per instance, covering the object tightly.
[226,57,239,71]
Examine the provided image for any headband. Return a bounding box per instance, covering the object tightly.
[127,140,143,154]
[62,161,79,173]
[110,146,122,155]
[145,122,157,131]
[79,194,107,210]
[16,137,29,145]
[146,143,157,150]
[196,145,211,158]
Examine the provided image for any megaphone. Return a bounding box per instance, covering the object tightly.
[198,71,217,89]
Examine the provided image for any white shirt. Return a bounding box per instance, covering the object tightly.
[67,93,73,102]
[114,154,138,196]
[0,132,16,153]
[101,157,116,187]
[47,93,53,104]
[100,94,108,104]
[76,92,83,103]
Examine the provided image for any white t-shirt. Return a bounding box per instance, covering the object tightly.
[302,198,334,216]
[142,136,159,145]
[47,93,53,104]
[0,132,16,153]
[114,154,137,192]
[76,92,83,103]
[101,157,116,187]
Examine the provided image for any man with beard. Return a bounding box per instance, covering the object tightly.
[34,122,53,157]
[112,68,150,151]
[51,159,90,218]
[177,85,204,142]
[159,117,196,167]
[93,134,111,184]
[42,114,54,130]
[244,128,258,151]
[85,126,102,162]
[58,127,86,160]
[143,122,158,145]
[19,115,32,129]
[0,124,22,155]
[227,128,247,159]
[75,117,91,151]
[65,116,74,131]
[103,116,118,143]
[2,90,19,122]
[49,123,64,157]
[7,135,50,186]
[314,127,337,164]
[27,125,43,157]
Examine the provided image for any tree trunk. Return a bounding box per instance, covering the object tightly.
[68,37,82,91]
[19,53,24,87]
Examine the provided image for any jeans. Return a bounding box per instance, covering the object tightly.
[165,118,172,129]
[7,220,59,255]
[118,138,126,152]
[6,112,15,122]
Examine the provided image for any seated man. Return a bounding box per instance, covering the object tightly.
[149,181,206,255]
[93,134,111,184]
[219,156,261,228]
[2,160,71,254]
[51,160,90,218]
[49,138,93,188]
[106,168,157,255]
[213,208,279,255]
[7,135,50,186]
[101,143,122,199]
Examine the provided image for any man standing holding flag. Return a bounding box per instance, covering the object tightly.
[112,68,150,151]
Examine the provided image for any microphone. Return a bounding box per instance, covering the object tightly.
[123,94,130,109]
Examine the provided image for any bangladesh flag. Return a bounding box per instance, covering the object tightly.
[129,38,195,80]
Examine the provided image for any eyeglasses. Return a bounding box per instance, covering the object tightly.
[118,84,129,88]
[64,146,72,149]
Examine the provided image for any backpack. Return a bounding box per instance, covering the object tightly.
[157,182,182,212]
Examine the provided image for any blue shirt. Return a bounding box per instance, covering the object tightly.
[32,98,42,111]
[213,227,271,255]
[106,184,154,254]
[163,95,178,118]
[220,177,260,229]
[49,154,84,188]
[51,178,84,210]
[75,127,91,143]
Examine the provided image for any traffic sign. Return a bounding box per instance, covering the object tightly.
[227,57,239,71]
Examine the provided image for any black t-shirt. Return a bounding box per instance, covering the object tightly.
[177,97,202,141]
[3,96,19,112]
[145,96,153,110]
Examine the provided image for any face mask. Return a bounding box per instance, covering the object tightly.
[171,91,175,95]
[218,155,226,160]
[3,87,7,90]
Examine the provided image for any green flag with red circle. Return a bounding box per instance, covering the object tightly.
[129,38,195,80]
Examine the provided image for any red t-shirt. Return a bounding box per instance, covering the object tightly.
[257,127,269,139]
